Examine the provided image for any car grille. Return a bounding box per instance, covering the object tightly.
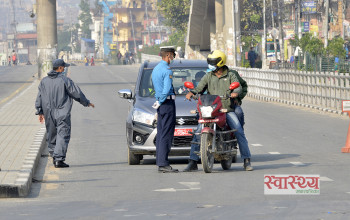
[173,136,193,147]
[175,116,198,126]
[153,136,193,147]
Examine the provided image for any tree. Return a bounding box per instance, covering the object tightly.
[241,0,263,32]
[92,0,103,17]
[326,37,346,58]
[157,0,191,32]
[78,0,93,39]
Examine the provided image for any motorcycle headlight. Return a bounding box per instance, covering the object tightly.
[132,108,155,126]
[200,106,214,118]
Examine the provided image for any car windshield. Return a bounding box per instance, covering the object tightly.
[139,67,207,97]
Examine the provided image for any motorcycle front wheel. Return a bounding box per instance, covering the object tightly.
[200,133,214,173]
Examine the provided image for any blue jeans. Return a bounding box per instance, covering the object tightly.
[189,106,251,161]
[234,105,245,127]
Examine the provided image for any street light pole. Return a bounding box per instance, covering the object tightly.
[324,0,329,48]
[262,0,267,68]
[37,0,58,79]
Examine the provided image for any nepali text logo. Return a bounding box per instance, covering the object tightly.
[264,175,320,195]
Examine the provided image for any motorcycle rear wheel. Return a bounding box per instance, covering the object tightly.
[200,133,214,173]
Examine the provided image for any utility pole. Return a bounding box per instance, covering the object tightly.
[278,0,284,64]
[262,0,267,68]
[37,0,58,79]
[324,0,329,48]
[232,0,237,67]
[145,2,151,45]
[270,0,278,62]
[129,10,137,54]
[298,0,302,39]
[234,0,241,67]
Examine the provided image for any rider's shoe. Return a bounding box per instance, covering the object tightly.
[243,158,253,171]
[183,159,198,172]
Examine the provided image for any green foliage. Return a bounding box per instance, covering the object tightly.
[289,34,299,48]
[157,0,191,32]
[57,30,72,53]
[78,0,92,39]
[241,0,263,31]
[292,33,324,56]
[326,37,346,58]
[92,0,103,17]
[241,35,262,51]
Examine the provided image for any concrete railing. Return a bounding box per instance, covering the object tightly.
[141,53,161,63]
[235,67,350,115]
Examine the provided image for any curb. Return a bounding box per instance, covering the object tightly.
[0,127,46,198]
[247,94,349,117]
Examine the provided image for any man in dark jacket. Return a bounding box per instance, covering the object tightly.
[248,47,257,68]
[35,59,95,168]
[184,50,253,172]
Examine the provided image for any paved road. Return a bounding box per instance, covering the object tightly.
[0,65,349,219]
[0,65,37,107]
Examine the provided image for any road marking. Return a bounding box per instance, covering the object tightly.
[346,192,350,194]
[0,76,35,105]
[289,162,305,166]
[269,152,280,154]
[251,144,263,147]
[154,182,201,192]
[154,188,177,192]
[320,176,334,182]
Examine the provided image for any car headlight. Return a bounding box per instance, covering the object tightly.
[200,106,214,118]
[132,108,155,126]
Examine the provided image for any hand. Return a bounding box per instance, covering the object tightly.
[152,101,160,109]
[39,114,45,124]
[230,93,239,98]
[186,92,194,100]
[89,103,95,108]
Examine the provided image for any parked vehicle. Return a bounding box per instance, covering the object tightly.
[118,60,208,165]
[184,81,239,173]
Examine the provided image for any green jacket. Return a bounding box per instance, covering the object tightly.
[194,66,248,112]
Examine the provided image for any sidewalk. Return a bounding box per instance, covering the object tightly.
[0,80,46,197]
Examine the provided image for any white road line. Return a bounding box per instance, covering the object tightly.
[320,176,334,182]
[269,152,280,154]
[154,188,177,192]
[154,182,201,192]
[289,162,305,166]
[251,144,263,147]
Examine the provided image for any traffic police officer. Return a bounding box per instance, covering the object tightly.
[151,46,178,173]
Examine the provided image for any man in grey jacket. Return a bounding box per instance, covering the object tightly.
[35,59,95,168]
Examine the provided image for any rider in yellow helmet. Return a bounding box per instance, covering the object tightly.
[184,50,252,172]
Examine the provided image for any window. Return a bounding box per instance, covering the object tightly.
[139,67,208,97]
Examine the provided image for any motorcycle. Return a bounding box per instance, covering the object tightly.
[184,81,240,173]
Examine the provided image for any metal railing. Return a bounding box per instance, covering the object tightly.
[235,67,350,114]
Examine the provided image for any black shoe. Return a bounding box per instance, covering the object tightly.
[183,160,198,172]
[243,158,253,171]
[54,161,69,168]
[158,166,178,173]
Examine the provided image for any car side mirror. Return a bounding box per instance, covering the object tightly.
[229,82,240,90]
[184,81,195,89]
[118,89,133,99]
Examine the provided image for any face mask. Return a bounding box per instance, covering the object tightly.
[62,67,68,76]
[170,58,174,65]
[208,64,217,71]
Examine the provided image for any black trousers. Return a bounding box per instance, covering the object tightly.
[156,99,176,166]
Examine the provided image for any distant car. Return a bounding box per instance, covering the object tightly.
[118,60,208,165]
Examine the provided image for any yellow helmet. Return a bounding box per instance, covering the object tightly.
[207,50,226,68]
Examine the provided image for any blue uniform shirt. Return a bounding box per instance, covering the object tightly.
[151,60,175,104]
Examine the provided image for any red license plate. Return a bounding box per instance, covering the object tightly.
[174,128,193,136]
